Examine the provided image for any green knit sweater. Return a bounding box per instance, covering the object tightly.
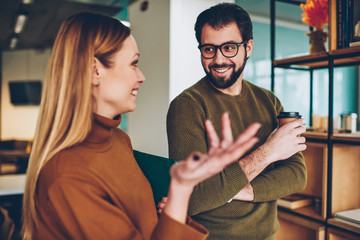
[167,77,306,240]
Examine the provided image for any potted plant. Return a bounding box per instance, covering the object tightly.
[300,0,328,54]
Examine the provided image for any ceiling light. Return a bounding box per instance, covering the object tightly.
[14,14,27,34]
[22,0,33,4]
[10,37,18,50]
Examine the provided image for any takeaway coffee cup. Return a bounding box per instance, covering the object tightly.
[277,112,302,127]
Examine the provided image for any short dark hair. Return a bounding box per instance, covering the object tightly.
[194,3,253,44]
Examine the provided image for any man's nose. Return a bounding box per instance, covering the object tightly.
[213,48,227,64]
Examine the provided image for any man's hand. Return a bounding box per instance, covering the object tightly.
[232,184,254,201]
[262,118,307,163]
[157,197,167,214]
[238,118,307,183]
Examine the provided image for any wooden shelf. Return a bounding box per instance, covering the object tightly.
[300,142,328,220]
[331,47,360,58]
[276,210,326,240]
[331,132,360,143]
[279,205,325,222]
[304,131,328,140]
[331,145,360,216]
[303,132,360,143]
[273,53,330,69]
[277,142,328,222]
[273,47,360,69]
[328,219,360,235]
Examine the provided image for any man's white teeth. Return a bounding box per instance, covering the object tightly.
[132,90,138,96]
[215,68,228,73]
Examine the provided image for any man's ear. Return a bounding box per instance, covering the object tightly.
[245,39,253,58]
[92,57,101,86]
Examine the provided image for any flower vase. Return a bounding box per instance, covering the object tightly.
[307,29,327,54]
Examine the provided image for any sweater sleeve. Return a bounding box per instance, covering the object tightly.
[252,152,307,202]
[41,174,208,240]
[167,95,249,216]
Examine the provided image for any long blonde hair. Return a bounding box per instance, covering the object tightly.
[22,12,130,239]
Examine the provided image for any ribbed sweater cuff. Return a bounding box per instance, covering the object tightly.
[252,177,268,202]
[228,162,249,191]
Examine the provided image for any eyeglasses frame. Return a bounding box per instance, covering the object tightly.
[198,42,246,59]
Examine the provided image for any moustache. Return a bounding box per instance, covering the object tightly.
[208,63,235,69]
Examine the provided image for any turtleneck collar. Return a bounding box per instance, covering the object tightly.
[84,114,122,147]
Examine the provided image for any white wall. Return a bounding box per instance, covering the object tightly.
[1,49,51,140]
[127,0,233,157]
[169,0,234,101]
[127,0,171,157]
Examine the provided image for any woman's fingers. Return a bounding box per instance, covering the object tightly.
[226,137,259,163]
[171,117,261,188]
[205,119,220,149]
[206,112,234,150]
[217,123,260,167]
[233,123,261,147]
[220,112,233,149]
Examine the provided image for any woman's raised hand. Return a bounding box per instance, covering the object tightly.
[170,112,261,188]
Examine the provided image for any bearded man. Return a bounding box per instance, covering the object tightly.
[166,3,307,240]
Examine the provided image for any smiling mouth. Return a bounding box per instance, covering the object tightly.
[212,67,231,73]
[209,63,233,74]
[131,89,138,96]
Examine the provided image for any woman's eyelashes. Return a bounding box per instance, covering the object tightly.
[132,59,139,66]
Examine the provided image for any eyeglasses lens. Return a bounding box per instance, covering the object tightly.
[201,46,215,58]
[221,43,237,57]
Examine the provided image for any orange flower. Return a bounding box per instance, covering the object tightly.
[300,0,328,30]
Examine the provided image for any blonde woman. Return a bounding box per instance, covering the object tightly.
[22,12,260,240]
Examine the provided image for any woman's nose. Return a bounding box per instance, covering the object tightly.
[137,68,146,83]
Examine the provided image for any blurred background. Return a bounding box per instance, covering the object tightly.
[0,1,359,239]
[0,0,358,157]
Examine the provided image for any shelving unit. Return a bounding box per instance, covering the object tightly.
[277,211,326,240]
[271,0,360,239]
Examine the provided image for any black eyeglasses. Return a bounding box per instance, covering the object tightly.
[198,42,246,59]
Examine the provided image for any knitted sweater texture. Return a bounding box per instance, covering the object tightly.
[34,114,208,240]
[167,77,306,240]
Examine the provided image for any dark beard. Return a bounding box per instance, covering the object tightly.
[205,55,248,89]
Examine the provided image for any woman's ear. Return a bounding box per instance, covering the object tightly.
[92,57,101,86]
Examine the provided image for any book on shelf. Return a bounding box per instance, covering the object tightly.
[277,194,314,209]
[336,0,360,48]
[337,0,344,49]
[334,208,360,225]
[350,41,360,47]
[333,217,360,228]
[344,0,350,47]
[349,0,360,45]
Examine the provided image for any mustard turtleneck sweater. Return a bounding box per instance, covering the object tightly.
[34,114,208,239]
